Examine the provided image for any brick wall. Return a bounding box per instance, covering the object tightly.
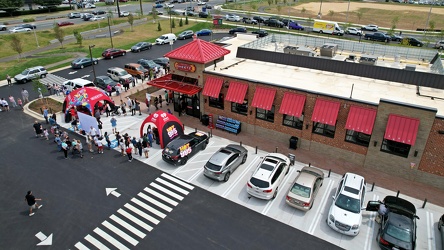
[419,118,444,177]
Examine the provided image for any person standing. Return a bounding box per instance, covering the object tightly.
[43,106,49,124]
[158,95,163,108]
[104,132,111,149]
[89,126,97,138]
[6,74,12,86]
[168,90,173,104]
[131,98,136,116]
[164,90,169,106]
[136,138,143,157]
[110,117,117,134]
[38,88,43,99]
[97,118,103,134]
[125,145,133,162]
[126,97,132,113]
[86,135,93,153]
[115,84,121,96]
[61,141,69,159]
[106,84,112,97]
[142,135,149,158]
[154,96,159,110]
[33,121,43,137]
[21,88,29,103]
[135,98,141,115]
[25,191,42,217]
[8,95,17,108]
[105,103,111,117]
[17,98,23,110]
[145,92,151,112]
[153,127,160,145]
[43,128,49,141]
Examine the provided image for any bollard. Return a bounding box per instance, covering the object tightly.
[195,128,197,132]
[210,128,212,138]
[275,147,278,153]
[396,190,400,197]
[422,198,427,208]
[208,131,210,138]
[255,146,258,154]
[240,141,242,146]
[309,163,311,167]
[371,182,375,191]
[328,169,331,178]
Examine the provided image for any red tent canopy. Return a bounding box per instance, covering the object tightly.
[140,110,184,149]
[63,87,114,114]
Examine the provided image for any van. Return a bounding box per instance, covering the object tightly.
[106,67,133,84]
[62,78,95,91]
[124,63,149,79]
[155,33,177,45]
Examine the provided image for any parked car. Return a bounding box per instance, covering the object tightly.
[404,37,424,47]
[153,3,163,8]
[102,48,126,59]
[265,19,284,28]
[14,66,47,83]
[246,153,290,200]
[0,25,7,31]
[186,11,198,16]
[345,27,362,36]
[57,21,75,27]
[71,57,98,69]
[137,59,162,70]
[226,14,241,22]
[435,40,444,49]
[92,10,106,15]
[366,196,419,250]
[20,24,36,29]
[155,33,177,45]
[118,11,130,17]
[131,42,152,52]
[281,19,294,26]
[153,57,169,67]
[242,17,258,24]
[204,144,248,182]
[162,131,210,165]
[148,10,164,15]
[285,167,324,211]
[196,29,212,36]
[197,1,206,5]
[84,3,96,8]
[327,173,366,236]
[364,32,390,42]
[205,4,212,9]
[106,67,133,84]
[439,214,444,248]
[362,24,378,31]
[252,29,268,37]
[229,27,247,34]
[9,27,31,33]
[124,63,149,79]
[253,16,266,23]
[288,22,304,30]
[68,12,81,18]
[198,11,208,18]
[164,3,174,8]
[390,34,403,41]
[178,30,194,40]
[62,78,95,91]
[94,75,117,91]
[82,13,94,21]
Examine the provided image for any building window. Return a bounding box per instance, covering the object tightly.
[231,99,248,116]
[209,93,224,110]
[312,122,336,138]
[345,130,370,147]
[283,114,303,130]
[381,139,410,158]
[256,106,275,122]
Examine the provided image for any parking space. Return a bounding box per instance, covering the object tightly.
[58,114,444,250]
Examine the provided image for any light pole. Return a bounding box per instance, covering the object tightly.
[423,0,434,36]
[346,0,351,23]
[107,16,114,48]
[89,45,97,81]
[168,8,173,33]
[33,26,39,48]
[318,0,323,19]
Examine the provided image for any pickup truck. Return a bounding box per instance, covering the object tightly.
[364,32,390,43]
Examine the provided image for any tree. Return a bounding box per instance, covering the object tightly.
[171,19,176,29]
[32,79,48,103]
[179,18,183,27]
[0,0,23,16]
[139,0,143,16]
[151,7,158,23]
[10,35,23,59]
[73,30,83,47]
[328,10,335,19]
[301,7,306,17]
[267,0,272,6]
[185,16,189,25]
[128,14,134,31]
[157,21,162,31]
[389,16,399,35]
[250,3,256,10]
[356,10,363,21]
[53,24,65,48]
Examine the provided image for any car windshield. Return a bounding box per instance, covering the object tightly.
[290,183,311,198]
[250,177,269,188]
[386,223,412,243]
[206,161,222,171]
[117,71,127,76]
[103,78,114,84]
[335,194,361,213]
[21,69,30,75]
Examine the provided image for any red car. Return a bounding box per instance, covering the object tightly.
[57,21,74,27]
[101,48,126,59]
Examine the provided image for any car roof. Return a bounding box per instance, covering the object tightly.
[341,173,365,198]
[166,132,207,149]
[384,196,417,217]
[252,154,286,181]
[296,167,324,186]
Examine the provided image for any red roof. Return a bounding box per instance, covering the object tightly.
[384,114,420,145]
[311,99,341,126]
[202,76,223,98]
[251,86,276,111]
[164,38,230,64]
[345,106,377,134]
[279,92,306,117]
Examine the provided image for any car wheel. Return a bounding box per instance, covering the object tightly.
[93,61,98,65]
[181,156,188,165]
[110,55,114,59]
[320,30,323,34]
[367,37,371,40]
[122,52,126,56]
[417,44,421,47]
[40,74,46,79]
[223,172,231,182]
[137,49,140,52]
[202,142,207,150]
[241,154,247,164]
[272,189,278,199]
[80,65,84,69]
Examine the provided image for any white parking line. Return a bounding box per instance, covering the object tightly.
[176,167,203,173]
[427,211,436,250]
[93,227,130,250]
[85,234,110,250]
[102,220,138,246]
[222,156,261,198]
[109,214,146,239]
[261,167,295,215]
[187,168,204,182]
[364,194,378,250]
[308,179,334,235]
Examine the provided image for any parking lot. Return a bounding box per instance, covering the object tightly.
[57,111,444,250]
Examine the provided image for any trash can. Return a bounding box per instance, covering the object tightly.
[289,136,298,149]
[201,114,209,126]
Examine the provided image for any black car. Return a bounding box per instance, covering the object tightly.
[366,196,418,250]
[153,57,169,68]
[265,19,284,28]
[229,27,247,35]
[162,131,209,165]
[131,42,152,52]
[253,16,266,23]
[137,59,162,70]
[71,57,98,69]
[198,11,208,18]
[252,30,268,37]
[404,37,424,47]
[92,10,106,15]
[281,19,294,26]
[94,75,117,91]
[20,24,36,29]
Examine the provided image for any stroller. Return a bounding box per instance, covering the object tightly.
[112,105,121,116]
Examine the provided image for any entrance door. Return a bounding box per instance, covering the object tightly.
[173,93,200,118]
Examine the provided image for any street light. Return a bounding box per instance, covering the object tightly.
[33,25,39,48]
[318,0,323,19]
[107,16,114,48]
[89,45,97,81]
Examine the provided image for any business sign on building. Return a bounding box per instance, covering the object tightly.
[174,62,196,73]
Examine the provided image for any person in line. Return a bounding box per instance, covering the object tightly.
[136,138,143,157]
[43,128,49,141]
[17,98,23,110]
[142,135,149,158]
[8,95,16,108]
[105,103,112,117]
[6,74,12,86]
[154,96,159,110]
[21,88,29,103]
[131,98,136,116]
[75,139,83,158]
[86,135,93,153]
[104,132,111,149]
[120,100,127,116]
[25,191,42,217]
[119,139,126,156]
[126,144,133,162]
[54,134,62,152]
[158,95,163,108]
[153,127,160,145]
[134,98,141,115]
[33,121,43,138]
[61,140,69,159]
[43,106,49,124]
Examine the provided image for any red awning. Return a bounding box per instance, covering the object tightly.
[147,74,201,96]
[225,81,248,104]
[202,76,223,98]
[384,114,420,145]
[279,92,306,117]
[251,86,276,111]
[311,99,341,126]
[345,106,377,134]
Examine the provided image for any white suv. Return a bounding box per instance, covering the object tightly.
[327,173,366,236]
[247,153,290,200]
[107,67,133,85]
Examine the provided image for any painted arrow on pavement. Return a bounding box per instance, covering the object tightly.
[69,71,77,75]
[81,75,90,78]
[106,188,121,197]
[35,232,53,246]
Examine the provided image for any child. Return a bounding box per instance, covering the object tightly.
[17,98,23,110]
[119,139,126,156]
[43,128,49,141]
[125,145,133,162]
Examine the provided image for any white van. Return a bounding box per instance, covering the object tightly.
[155,33,177,45]
[62,78,95,91]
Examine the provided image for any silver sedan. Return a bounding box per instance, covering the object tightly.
[203,144,248,182]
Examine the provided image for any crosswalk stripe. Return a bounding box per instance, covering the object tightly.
[117,209,153,232]
[94,227,130,250]
[161,173,194,190]
[110,215,146,239]
[74,241,90,250]
[124,203,160,225]
[156,178,189,195]
[150,182,184,201]
[85,234,110,250]
[137,192,173,212]
[131,198,166,219]
[144,187,179,206]
[102,220,138,246]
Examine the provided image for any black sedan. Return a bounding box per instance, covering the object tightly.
[252,30,268,37]
[131,42,152,53]
[71,57,98,69]
[404,37,424,47]
[137,59,162,70]
[153,57,169,68]
[229,27,247,35]
[92,10,106,15]
[20,23,36,29]
[366,196,418,250]
[162,131,209,165]
[94,75,117,91]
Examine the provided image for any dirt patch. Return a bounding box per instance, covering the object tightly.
[298,2,444,14]
[29,97,63,115]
